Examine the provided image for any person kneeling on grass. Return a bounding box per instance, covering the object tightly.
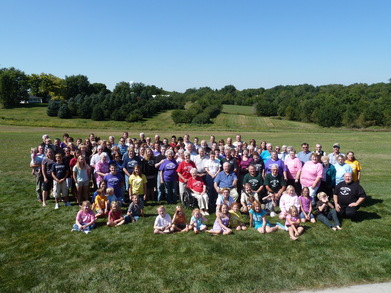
[316,192,342,231]
[125,195,144,223]
[189,208,208,234]
[207,204,232,235]
[154,206,173,234]
[71,201,95,234]
[92,189,108,219]
[229,202,246,230]
[107,201,125,227]
[249,200,284,234]
[286,206,304,241]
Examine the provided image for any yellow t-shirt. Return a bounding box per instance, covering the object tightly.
[345,160,362,181]
[129,174,147,195]
[94,194,108,211]
[229,210,243,228]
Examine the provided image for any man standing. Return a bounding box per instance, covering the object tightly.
[328,143,344,165]
[333,173,366,219]
[297,143,312,164]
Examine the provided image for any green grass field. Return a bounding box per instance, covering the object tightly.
[1,105,391,292]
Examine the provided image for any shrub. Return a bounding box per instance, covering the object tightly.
[47,100,60,116]
[91,104,105,121]
[192,112,211,124]
[171,109,193,124]
[57,102,72,119]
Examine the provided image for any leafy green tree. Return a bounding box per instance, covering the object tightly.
[0,67,29,108]
[192,112,211,124]
[171,110,193,124]
[63,75,92,100]
[126,110,143,122]
[28,73,65,101]
[90,82,110,95]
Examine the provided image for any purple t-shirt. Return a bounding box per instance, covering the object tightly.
[104,172,124,197]
[265,159,287,176]
[299,195,313,213]
[159,159,178,182]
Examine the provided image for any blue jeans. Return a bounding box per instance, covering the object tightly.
[164,181,178,204]
[316,209,340,228]
[157,173,166,202]
[72,223,95,232]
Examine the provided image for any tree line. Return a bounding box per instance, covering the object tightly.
[0,66,390,127]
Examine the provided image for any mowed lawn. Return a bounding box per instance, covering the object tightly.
[0,119,391,291]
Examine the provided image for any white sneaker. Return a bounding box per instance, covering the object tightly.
[54,203,59,209]
[84,230,90,234]
[270,211,276,217]
[204,211,210,216]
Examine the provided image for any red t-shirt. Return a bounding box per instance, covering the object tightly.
[187,176,205,193]
[176,160,196,183]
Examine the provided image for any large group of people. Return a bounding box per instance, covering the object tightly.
[30,132,367,238]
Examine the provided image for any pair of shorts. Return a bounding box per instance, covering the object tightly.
[254,221,272,229]
[43,179,53,191]
[76,180,89,187]
[174,223,187,230]
[299,212,314,219]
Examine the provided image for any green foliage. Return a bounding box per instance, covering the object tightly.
[28,73,65,101]
[0,67,29,108]
[57,102,72,119]
[47,100,60,116]
[63,75,92,100]
[91,104,105,121]
[171,109,193,124]
[191,112,212,124]
[126,110,143,122]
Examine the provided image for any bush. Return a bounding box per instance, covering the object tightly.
[57,102,72,119]
[171,109,193,124]
[192,112,211,124]
[47,100,60,116]
[126,110,143,123]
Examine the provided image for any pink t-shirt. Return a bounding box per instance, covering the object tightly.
[285,157,302,180]
[285,214,300,226]
[300,161,323,188]
[76,210,95,224]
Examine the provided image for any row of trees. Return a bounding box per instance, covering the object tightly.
[1,66,390,127]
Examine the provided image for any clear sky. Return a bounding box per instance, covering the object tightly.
[1,0,390,92]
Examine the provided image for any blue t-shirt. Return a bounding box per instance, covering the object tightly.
[123,156,140,174]
[249,208,266,228]
[51,162,67,179]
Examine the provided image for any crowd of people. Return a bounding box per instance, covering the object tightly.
[30,132,367,239]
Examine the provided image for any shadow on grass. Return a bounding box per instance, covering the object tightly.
[361,195,383,208]
[351,210,381,223]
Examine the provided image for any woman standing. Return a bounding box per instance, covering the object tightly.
[300,153,323,199]
[159,150,179,204]
[73,156,91,205]
[345,151,362,183]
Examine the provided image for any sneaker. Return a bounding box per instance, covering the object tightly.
[54,203,59,209]
[270,211,276,217]
[71,229,76,232]
[204,211,210,216]
[84,230,90,234]
[276,222,288,231]
[201,211,205,216]
[65,202,71,207]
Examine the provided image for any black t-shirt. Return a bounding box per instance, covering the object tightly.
[264,173,286,193]
[334,181,367,207]
[51,162,67,180]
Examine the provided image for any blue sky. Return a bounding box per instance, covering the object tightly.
[1,1,390,92]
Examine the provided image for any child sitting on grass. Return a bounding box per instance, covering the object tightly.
[71,201,95,234]
[154,206,173,234]
[106,187,118,209]
[172,206,189,232]
[107,201,125,227]
[125,195,144,223]
[249,200,282,234]
[229,202,246,230]
[207,204,232,235]
[189,208,208,234]
[240,183,259,213]
[299,187,315,223]
[92,189,108,219]
[316,192,342,231]
[262,192,277,217]
[286,206,304,241]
